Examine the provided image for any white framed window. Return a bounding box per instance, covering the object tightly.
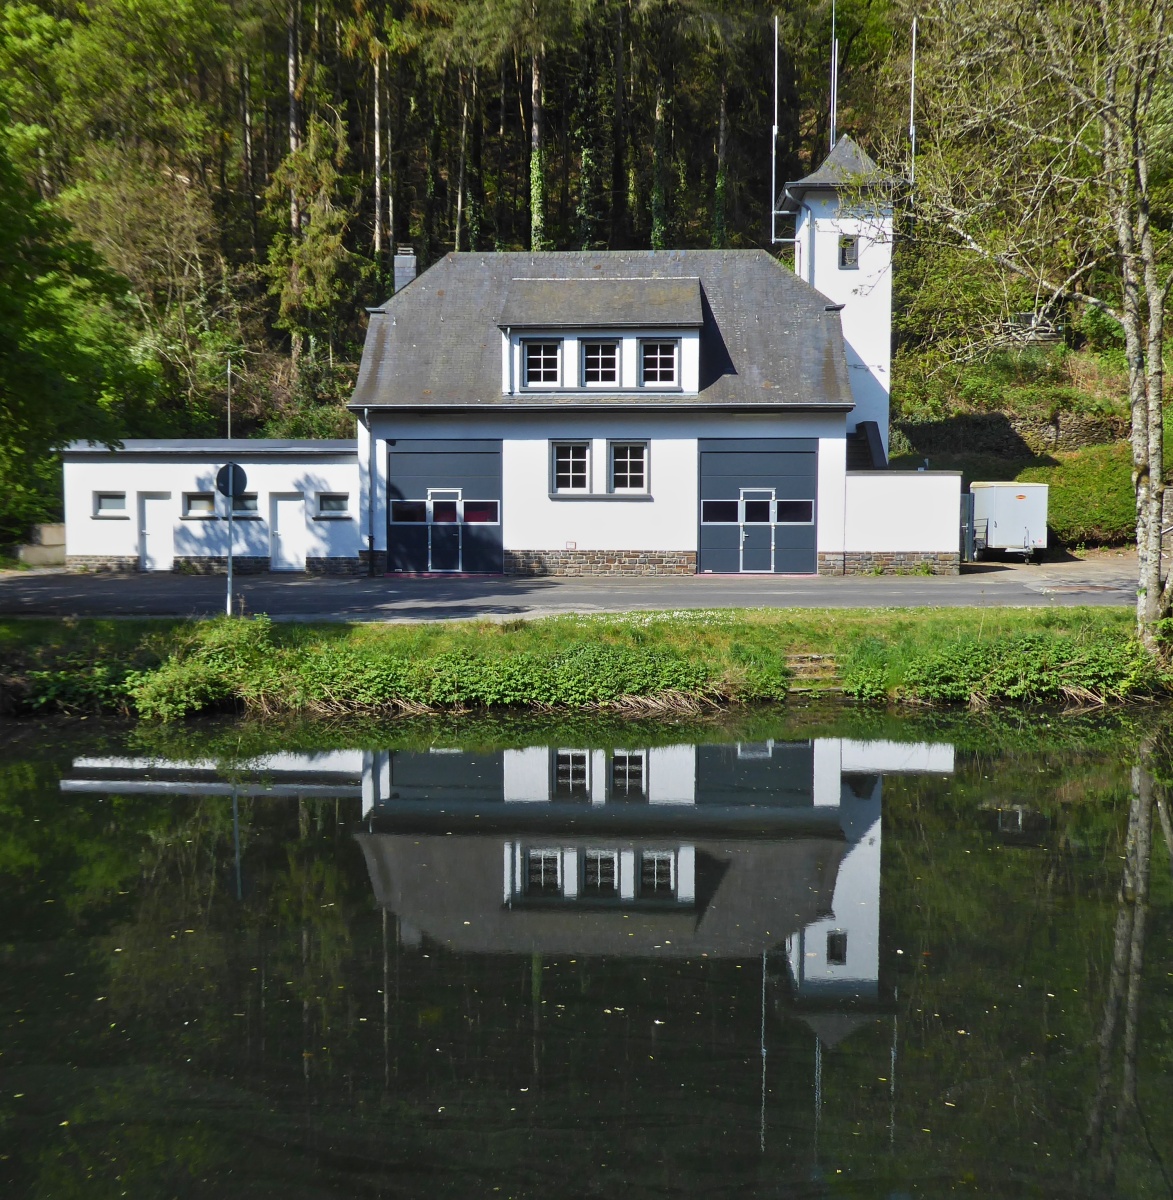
[526,848,564,896]
[553,749,590,799]
[640,850,676,898]
[524,340,561,387]
[183,493,216,518]
[610,750,647,799]
[93,492,127,518]
[581,340,620,386]
[838,235,859,270]
[317,493,350,517]
[609,442,647,493]
[584,849,619,896]
[232,493,259,515]
[552,442,590,493]
[639,340,678,386]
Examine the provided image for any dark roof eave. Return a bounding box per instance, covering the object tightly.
[496,320,704,331]
[348,401,854,414]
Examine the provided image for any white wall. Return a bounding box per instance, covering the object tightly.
[795,192,892,448]
[369,410,848,555]
[843,472,961,553]
[64,454,361,566]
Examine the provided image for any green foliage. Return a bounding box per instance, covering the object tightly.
[901,633,1162,705]
[1020,442,1138,544]
[0,134,158,540]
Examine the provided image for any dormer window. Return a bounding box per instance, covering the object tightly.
[639,340,678,386]
[524,339,561,386]
[582,340,619,386]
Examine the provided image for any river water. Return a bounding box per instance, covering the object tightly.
[1,710,1170,1198]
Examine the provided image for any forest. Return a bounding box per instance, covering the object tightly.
[0,0,1170,570]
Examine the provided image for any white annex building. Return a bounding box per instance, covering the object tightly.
[63,137,961,577]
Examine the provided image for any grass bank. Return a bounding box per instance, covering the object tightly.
[0,608,1166,719]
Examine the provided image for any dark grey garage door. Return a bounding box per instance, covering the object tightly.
[388,440,503,573]
[698,438,817,574]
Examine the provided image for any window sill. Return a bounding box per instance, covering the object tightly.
[548,492,654,502]
[92,514,130,520]
[180,514,219,520]
[230,514,263,520]
[313,513,353,521]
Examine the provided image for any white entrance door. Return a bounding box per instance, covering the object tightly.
[270,494,307,570]
[139,494,173,571]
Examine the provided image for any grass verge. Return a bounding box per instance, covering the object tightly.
[0,608,1166,719]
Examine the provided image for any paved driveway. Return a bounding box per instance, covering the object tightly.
[0,553,1138,622]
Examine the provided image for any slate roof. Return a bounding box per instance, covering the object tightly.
[349,249,854,412]
[778,135,894,209]
[64,439,356,457]
[498,276,703,328]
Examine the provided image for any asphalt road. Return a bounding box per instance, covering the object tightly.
[0,554,1138,621]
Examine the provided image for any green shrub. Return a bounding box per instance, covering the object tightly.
[1020,443,1136,545]
[901,633,1161,705]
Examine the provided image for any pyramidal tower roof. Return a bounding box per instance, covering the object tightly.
[779,135,893,208]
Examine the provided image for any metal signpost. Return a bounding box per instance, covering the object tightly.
[216,463,248,616]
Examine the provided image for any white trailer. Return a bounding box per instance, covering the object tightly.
[970,482,1049,561]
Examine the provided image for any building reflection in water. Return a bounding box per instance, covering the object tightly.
[62,736,953,1036]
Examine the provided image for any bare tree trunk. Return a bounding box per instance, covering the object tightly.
[287,0,301,236]
[242,58,257,257]
[373,50,383,266]
[530,41,546,251]
[609,2,627,247]
[455,69,469,252]
[712,71,728,249]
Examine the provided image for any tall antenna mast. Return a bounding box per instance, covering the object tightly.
[771,13,779,243]
[908,16,918,186]
[829,0,838,150]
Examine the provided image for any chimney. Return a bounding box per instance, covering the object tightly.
[394,246,417,293]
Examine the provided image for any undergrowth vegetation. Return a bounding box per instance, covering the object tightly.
[0,608,1167,719]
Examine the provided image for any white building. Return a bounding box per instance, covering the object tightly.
[62,138,960,578]
[63,439,361,573]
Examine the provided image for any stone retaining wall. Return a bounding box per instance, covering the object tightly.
[306,556,368,575]
[895,411,1125,458]
[66,555,139,573]
[818,551,960,576]
[173,556,270,575]
[505,549,697,576]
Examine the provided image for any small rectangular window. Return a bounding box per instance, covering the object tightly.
[524,340,560,386]
[743,499,771,524]
[554,750,590,799]
[827,930,848,965]
[640,850,676,898]
[584,850,619,897]
[611,751,646,800]
[526,849,563,897]
[640,340,677,385]
[184,493,216,517]
[776,500,814,524]
[232,493,258,514]
[610,443,647,492]
[553,443,589,492]
[390,500,426,523]
[94,492,126,515]
[463,500,500,524]
[838,235,859,270]
[582,341,619,385]
[319,493,349,514]
[701,499,739,523]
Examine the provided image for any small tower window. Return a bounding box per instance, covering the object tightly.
[838,236,859,270]
[827,930,848,965]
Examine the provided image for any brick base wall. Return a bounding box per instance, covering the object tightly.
[66,555,139,573]
[818,551,960,576]
[306,556,369,575]
[505,549,697,576]
[174,556,270,575]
